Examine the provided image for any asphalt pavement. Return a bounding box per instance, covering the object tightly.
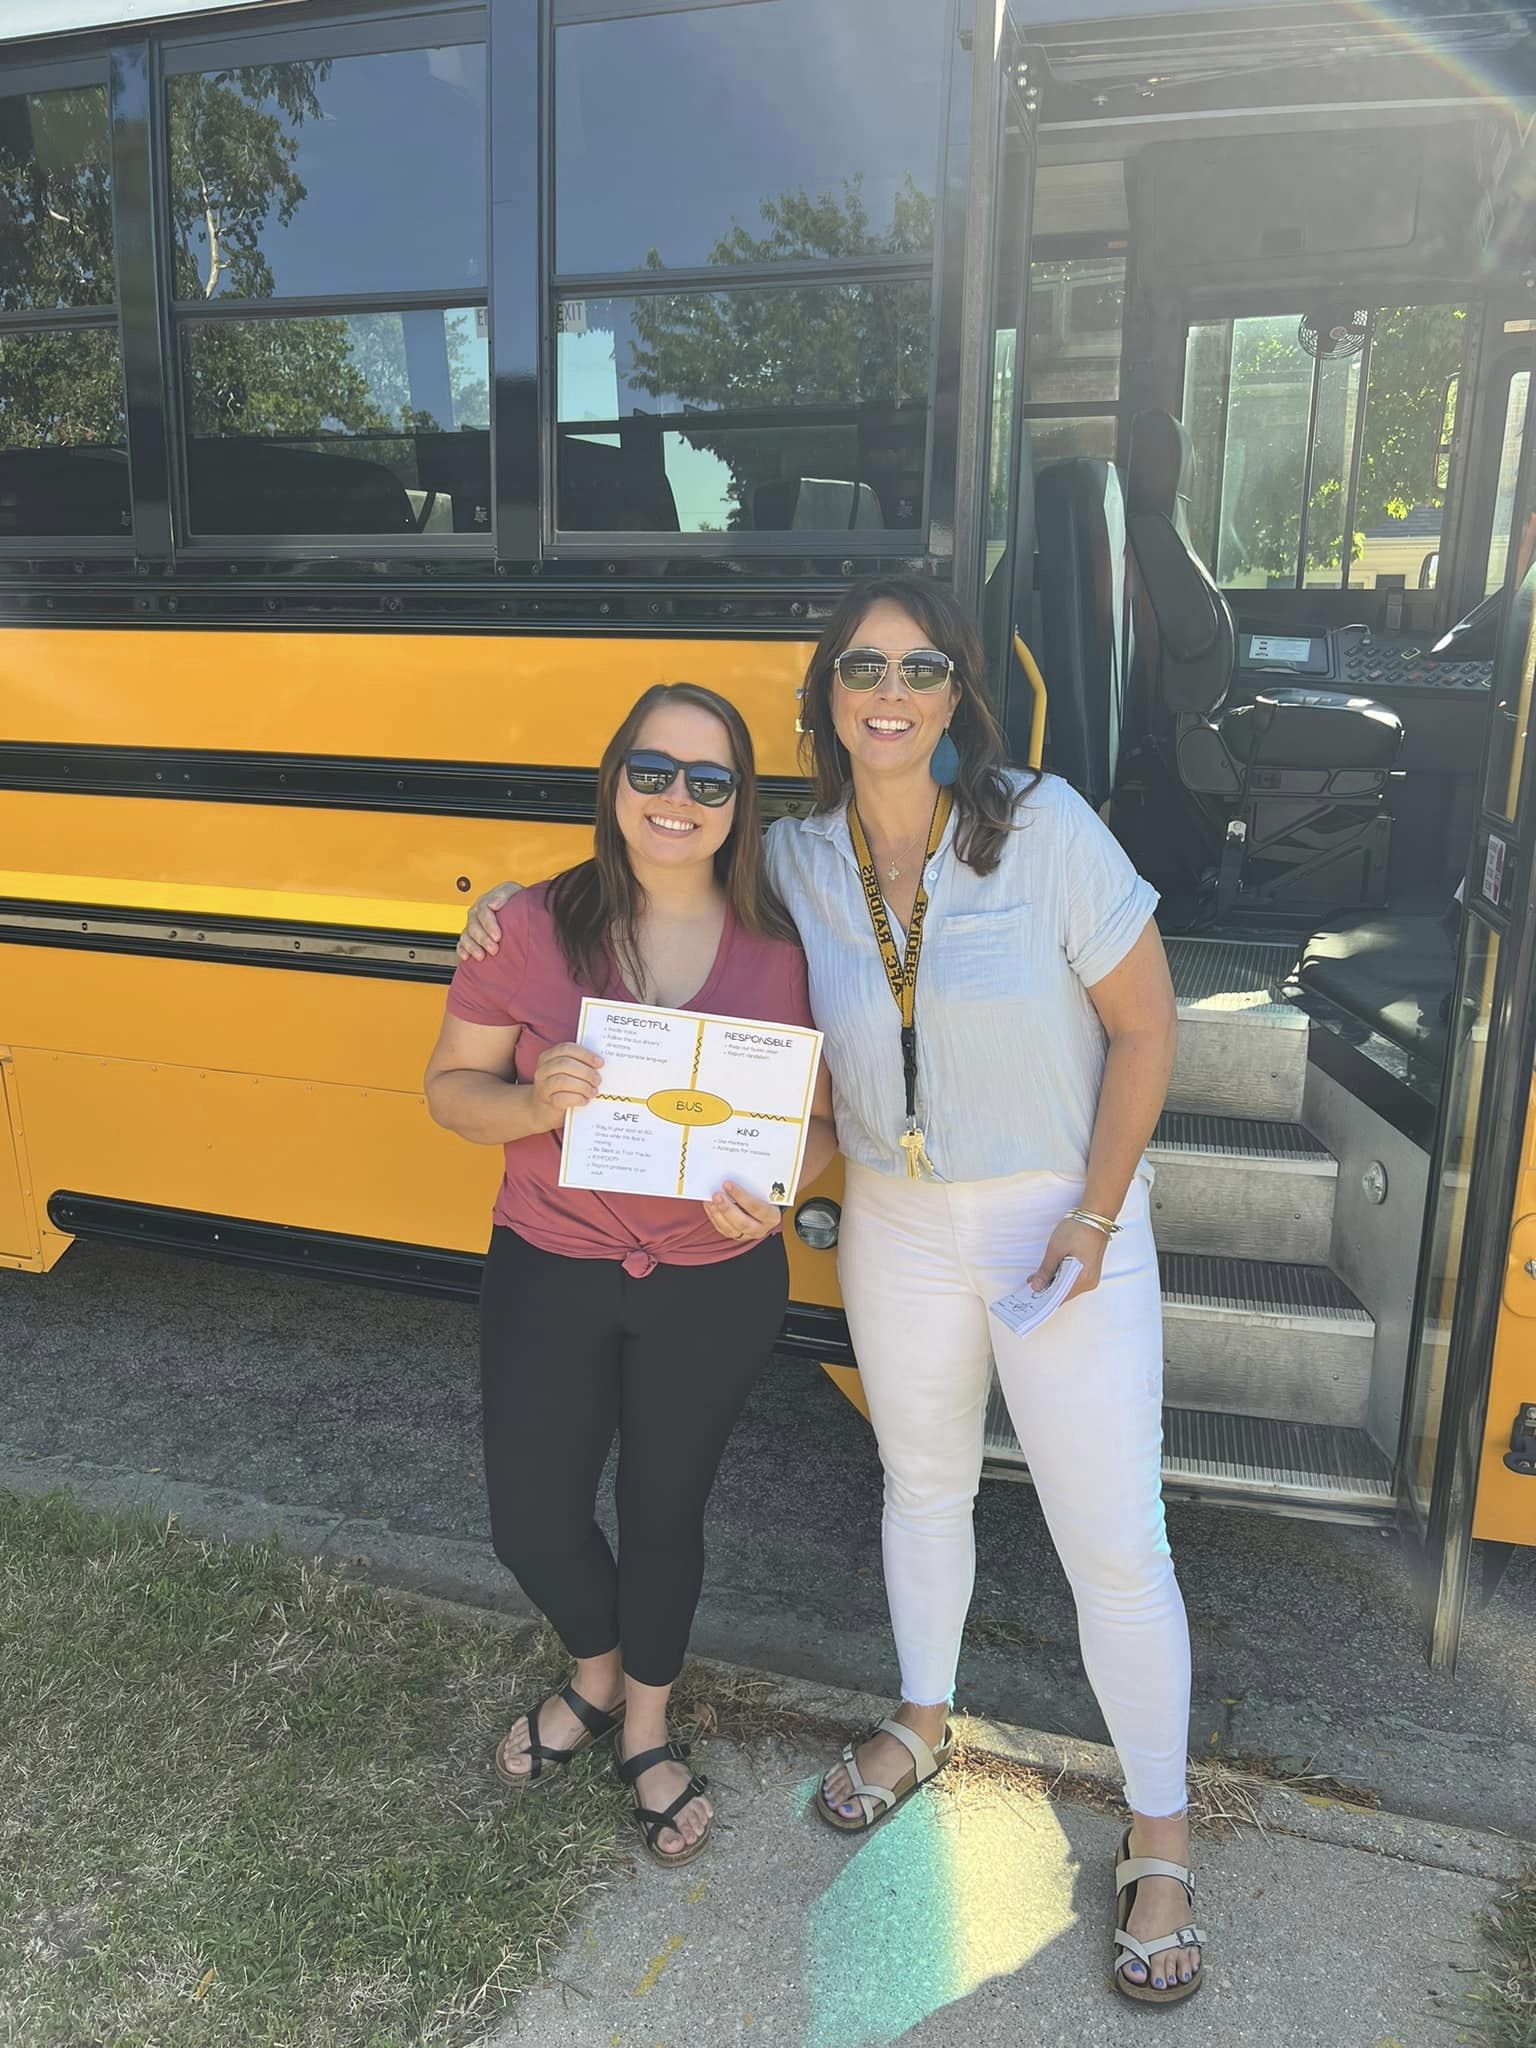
[4,1238,1536,1837]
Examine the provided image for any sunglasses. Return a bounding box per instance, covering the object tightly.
[834,645,955,693]
[623,748,741,808]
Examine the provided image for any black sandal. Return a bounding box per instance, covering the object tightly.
[494,1681,625,1791]
[615,1737,711,1867]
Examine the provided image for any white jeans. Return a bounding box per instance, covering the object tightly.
[838,1163,1191,1817]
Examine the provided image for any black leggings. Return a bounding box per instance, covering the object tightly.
[479,1226,788,1688]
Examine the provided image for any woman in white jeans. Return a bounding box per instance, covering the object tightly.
[764,573,1203,2006]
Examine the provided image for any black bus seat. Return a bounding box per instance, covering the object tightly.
[1125,410,1402,912]
[186,439,417,535]
[1300,561,1536,1072]
[750,476,882,530]
[1034,455,1128,810]
[556,427,681,533]
[0,445,131,538]
[1297,912,1455,1068]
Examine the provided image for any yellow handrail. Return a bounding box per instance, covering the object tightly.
[1012,631,1048,771]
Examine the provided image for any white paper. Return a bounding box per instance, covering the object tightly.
[989,1257,1084,1342]
[557,998,824,1208]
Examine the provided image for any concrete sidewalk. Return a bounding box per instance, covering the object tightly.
[491,1691,1526,2048]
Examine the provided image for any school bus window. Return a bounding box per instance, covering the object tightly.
[0,329,128,538]
[0,81,127,541]
[166,42,487,303]
[1026,414,1118,469]
[986,325,1018,569]
[553,0,941,276]
[0,83,113,311]
[1482,545,1536,824]
[1486,370,1531,595]
[1182,303,1467,592]
[180,309,490,536]
[164,27,489,544]
[1025,257,1124,406]
[1026,285,1057,355]
[1404,917,1500,1520]
[1300,345,1362,591]
[554,282,929,536]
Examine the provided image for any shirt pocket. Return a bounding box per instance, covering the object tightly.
[935,905,1033,1004]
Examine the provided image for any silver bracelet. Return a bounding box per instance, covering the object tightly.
[1064,1206,1120,1238]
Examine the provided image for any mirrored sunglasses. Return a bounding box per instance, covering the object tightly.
[623,748,740,807]
[834,646,956,693]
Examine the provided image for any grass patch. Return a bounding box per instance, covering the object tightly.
[945,1718,1266,1839]
[1465,1869,1536,2048]
[0,1492,636,2048]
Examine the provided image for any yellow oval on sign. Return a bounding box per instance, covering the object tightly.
[647,1089,733,1128]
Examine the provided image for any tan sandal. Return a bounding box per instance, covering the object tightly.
[814,1716,954,1834]
[1111,1825,1207,2005]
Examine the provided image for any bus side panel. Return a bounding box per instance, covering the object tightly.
[1474,1074,1536,1544]
[0,792,594,923]
[5,945,461,1096]
[12,1047,501,1254]
[0,630,812,775]
[1,944,497,1252]
[0,1052,46,1271]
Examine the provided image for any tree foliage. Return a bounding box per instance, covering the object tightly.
[1214,304,1465,582]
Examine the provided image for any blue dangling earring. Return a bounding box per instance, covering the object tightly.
[930,726,959,788]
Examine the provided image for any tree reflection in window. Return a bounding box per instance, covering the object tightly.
[0,86,114,311]
[0,87,126,537]
[169,64,331,302]
[166,46,490,538]
[559,182,934,535]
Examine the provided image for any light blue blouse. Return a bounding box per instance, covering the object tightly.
[764,770,1159,1184]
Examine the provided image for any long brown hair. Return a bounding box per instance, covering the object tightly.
[798,573,1037,876]
[548,682,793,989]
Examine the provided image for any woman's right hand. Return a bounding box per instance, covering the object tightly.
[457,881,522,963]
[529,1043,603,1132]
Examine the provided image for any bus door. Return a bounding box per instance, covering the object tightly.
[1400,329,1536,1670]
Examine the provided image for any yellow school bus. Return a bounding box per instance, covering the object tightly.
[1,0,1533,1668]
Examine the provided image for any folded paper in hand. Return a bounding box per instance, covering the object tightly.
[989,1257,1084,1341]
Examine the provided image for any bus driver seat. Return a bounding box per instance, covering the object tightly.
[1125,410,1403,912]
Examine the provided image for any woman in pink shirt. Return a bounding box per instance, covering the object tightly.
[425,683,834,1869]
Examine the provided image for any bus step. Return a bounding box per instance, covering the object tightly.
[1166,936,1307,1122]
[1159,1249,1374,1430]
[1148,1110,1337,1264]
[983,1402,1393,1523]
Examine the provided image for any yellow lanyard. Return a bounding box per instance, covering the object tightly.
[846,789,953,1177]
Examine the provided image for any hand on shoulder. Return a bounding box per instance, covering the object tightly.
[458,880,525,964]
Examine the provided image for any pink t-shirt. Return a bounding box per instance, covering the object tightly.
[444,881,816,1275]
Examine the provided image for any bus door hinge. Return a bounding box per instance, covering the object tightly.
[1504,1403,1536,1475]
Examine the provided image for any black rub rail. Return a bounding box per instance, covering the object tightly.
[45,1194,856,1366]
[0,742,814,823]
